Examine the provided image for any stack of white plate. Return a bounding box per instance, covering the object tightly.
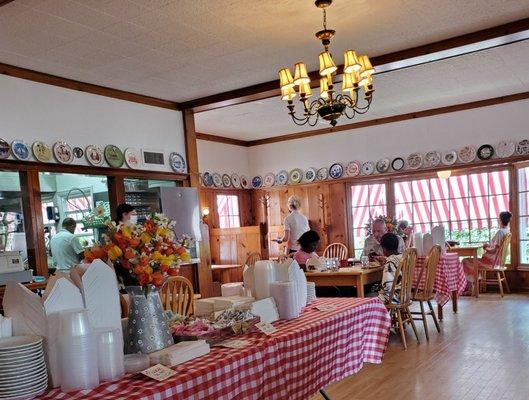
[0,335,48,399]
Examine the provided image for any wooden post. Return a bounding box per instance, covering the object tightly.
[183,109,213,298]
[318,193,329,246]
[260,193,270,259]
[107,176,125,221]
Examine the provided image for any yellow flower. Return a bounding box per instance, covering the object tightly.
[152,251,163,262]
[121,225,132,238]
[140,232,152,244]
[107,245,122,261]
[181,252,191,262]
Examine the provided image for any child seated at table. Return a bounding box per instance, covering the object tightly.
[378,232,403,304]
[293,230,320,271]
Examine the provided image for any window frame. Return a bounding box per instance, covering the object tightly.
[215,193,241,229]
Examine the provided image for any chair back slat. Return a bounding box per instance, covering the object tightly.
[388,248,417,305]
[244,252,262,268]
[160,276,195,316]
[323,243,348,260]
[495,233,512,267]
[416,245,441,298]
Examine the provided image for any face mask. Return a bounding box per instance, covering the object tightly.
[129,215,138,224]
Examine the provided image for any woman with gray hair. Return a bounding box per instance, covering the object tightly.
[276,195,310,254]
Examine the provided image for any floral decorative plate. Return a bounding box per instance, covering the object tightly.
[407,153,423,169]
[376,158,390,173]
[0,138,10,159]
[104,145,124,168]
[458,146,476,163]
[424,151,441,168]
[441,150,457,166]
[73,147,84,158]
[53,141,74,164]
[276,170,289,186]
[231,174,241,188]
[345,161,360,177]
[125,148,142,169]
[168,152,185,173]
[240,175,250,189]
[289,168,303,184]
[304,168,317,182]
[11,140,30,161]
[516,139,529,155]
[222,174,232,187]
[316,167,328,181]
[212,173,223,187]
[496,140,515,158]
[263,173,275,187]
[329,163,344,179]
[391,157,405,171]
[85,145,103,166]
[252,176,263,188]
[361,161,375,175]
[202,172,214,187]
[33,141,52,162]
[477,144,494,160]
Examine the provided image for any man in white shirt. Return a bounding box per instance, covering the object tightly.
[277,196,310,254]
[362,219,405,260]
[50,218,84,272]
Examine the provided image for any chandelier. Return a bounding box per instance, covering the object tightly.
[278,0,374,127]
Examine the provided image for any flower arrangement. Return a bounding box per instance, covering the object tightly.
[364,215,398,236]
[81,202,110,229]
[84,213,190,289]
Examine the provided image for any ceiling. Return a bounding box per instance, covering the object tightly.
[1,0,529,103]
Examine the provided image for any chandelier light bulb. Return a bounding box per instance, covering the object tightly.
[281,85,297,101]
[318,51,337,76]
[320,77,329,98]
[299,82,313,97]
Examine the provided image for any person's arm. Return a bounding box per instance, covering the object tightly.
[277,217,291,243]
[484,231,500,253]
[71,236,85,261]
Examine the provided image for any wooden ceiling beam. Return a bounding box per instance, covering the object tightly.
[196,132,250,147]
[0,1,16,7]
[181,18,529,113]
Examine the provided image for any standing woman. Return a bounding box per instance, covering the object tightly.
[115,203,137,225]
[276,196,310,255]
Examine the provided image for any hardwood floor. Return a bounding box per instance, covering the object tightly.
[314,293,529,400]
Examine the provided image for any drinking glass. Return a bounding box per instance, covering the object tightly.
[360,256,369,269]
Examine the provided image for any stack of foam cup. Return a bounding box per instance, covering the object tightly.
[58,309,99,392]
[96,327,125,382]
[306,282,317,304]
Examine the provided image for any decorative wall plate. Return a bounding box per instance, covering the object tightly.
[240,175,250,189]
[375,158,390,173]
[304,168,317,182]
[73,147,84,158]
[168,152,185,173]
[391,157,405,171]
[85,145,103,166]
[212,173,223,187]
[263,172,275,187]
[316,167,328,181]
[32,141,52,162]
[407,153,423,169]
[361,161,375,175]
[345,161,360,177]
[496,140,515,158]
[125,148,142,169]
[11,140,30,161]
[231,174,241,188]
[458,146,476,163]
[276,170,289,186]
[516,139,529,155]
[252,176,263,188]
[441,150,457,165]
[222,174,232,187]
[104,145,124,168]
[289,168,303,184]
[202,172,214,187]
[424,151,441,168]
[477,144,494,160]
[0,138,10,159]
[329,163,343,179]
[53,142,73,164]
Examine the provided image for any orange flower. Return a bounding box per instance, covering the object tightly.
[124,248,136,260]
[144,220,156,234]
[176,246,186,255]
[107,245,122,261]
[138,273,152,286]
[129,238,141,248]
[152,272,164,287]
[167,267,179,276]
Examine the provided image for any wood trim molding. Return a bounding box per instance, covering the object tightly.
[0,1,16,7]
[196,132,249,147]
[181,18,529,112]
[0,63,180,111]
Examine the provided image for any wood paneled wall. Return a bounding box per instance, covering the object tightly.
[209,226,262,265]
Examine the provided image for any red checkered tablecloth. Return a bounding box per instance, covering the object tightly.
[37,297,390,400]
[413,253,467,306]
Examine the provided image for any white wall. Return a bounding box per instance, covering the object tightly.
[0,75,185,172]
[197,140,251,178]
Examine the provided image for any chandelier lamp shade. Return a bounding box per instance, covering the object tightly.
[278,0,375,127]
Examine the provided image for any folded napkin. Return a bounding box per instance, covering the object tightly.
[149,340,210,366]
[221,282,245,297]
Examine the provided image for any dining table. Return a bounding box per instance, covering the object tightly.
[36,297,391,400]
[447,245,480,297]
[305,264,383,297]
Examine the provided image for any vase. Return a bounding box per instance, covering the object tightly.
[124,285,173,354]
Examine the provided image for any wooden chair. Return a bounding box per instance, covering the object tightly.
[411,245,441,341]
[160,276,195,316]
[477,233,511,297]
[244,252,261,267]
[385,247,420,350]
[323,243,348,260]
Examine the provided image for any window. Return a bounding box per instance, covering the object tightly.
[518,166,529,264]
[216,194,240,229]
[350,183,387,257]
[0,171,27,262]
[394,170,510,249]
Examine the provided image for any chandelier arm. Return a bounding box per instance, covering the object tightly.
[343,107,357,119]
[289,114,311,126]
[353,96,373,112]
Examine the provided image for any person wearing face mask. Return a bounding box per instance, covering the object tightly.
[115,203,137,225]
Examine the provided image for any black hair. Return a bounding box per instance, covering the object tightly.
[298,230,320,248]
[62,217,76,229]
[499,211,512,226]
[380,232,399,254]
[115,203,135,223]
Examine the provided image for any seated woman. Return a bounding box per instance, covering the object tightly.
[293,230,320,271]
[462,211,512,291]
[378,233,403,304]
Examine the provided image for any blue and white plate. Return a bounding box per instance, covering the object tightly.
[252,176,263,188]
[329,163,343,179]
[212,173,223,188]
[169,152,186,173]
[11,140,30,161]
[304,168,316,182]
[222,174,232,188]
[276,170,288,186]
[202,172,214,187]
[361,161,375,175]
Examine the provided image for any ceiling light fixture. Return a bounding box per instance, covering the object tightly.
[278,0,375,127]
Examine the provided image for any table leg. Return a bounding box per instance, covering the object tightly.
[437,304,443,320]
[319,389,332,400]
[451,290,458,313]
[356,275,365,298]
[473,254,479,298]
